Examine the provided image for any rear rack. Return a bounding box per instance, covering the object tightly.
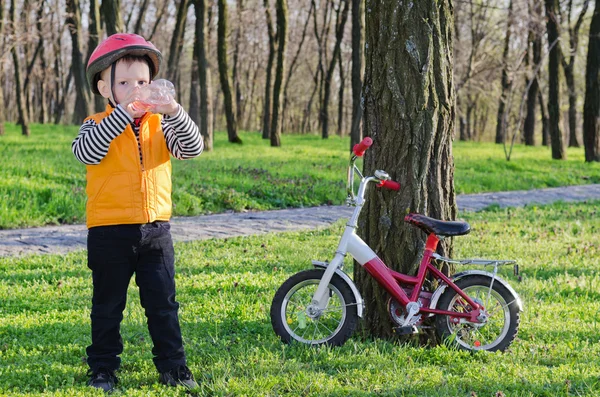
[432,253,520,278]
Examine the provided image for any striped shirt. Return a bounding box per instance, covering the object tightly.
[72,104,203,165]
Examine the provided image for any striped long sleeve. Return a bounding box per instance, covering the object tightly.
[72,105,132,165]
[72,105,203,165]
[161,105,203,159]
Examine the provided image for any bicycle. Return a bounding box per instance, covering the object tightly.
[270,138,522,352]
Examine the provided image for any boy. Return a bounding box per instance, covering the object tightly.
[72,33,203,392]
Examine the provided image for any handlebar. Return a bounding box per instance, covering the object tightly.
[377,180,401,191]
[352,137,372,157]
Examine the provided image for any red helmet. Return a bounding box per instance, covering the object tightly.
[86,33,162,95]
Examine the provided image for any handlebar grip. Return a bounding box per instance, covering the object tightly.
[352,137,373,157]
[377,180,401,191]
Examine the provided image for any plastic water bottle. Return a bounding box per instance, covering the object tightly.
[132,79,175,111]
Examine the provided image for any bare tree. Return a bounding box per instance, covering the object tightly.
[560,0,590,148]
[262,0,276,139]
[66,0,90,124]
[166,0,189,84]
[523,0,543,146]
[0,0,6,135]
[349,0,363,149]
[321,0,349,139]
[583,0,600,162]
[356,0,456,338]
[495,0,513,144]
[88,0,104,112]
[217,0,241,143]
[101,0,124,35]
[545,0,566,159]
[192,0,213,150]
[270,0,288,147]
[10,0,30,136]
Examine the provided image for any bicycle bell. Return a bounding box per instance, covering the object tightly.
[374,170,390,181]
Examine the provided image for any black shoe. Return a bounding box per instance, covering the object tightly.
[159,365,199,389]
[87,367,118,393]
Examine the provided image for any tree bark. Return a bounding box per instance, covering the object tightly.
[282,2,313,134]
[167,0,189,84]
[233,0,244,126]
[0,0,5,135]
[561,0,590,148]
[583,0,600,162]
[10,0,30,135]
[545,0,566,159]
[539,90,550,146]
[523,0,542,146]
[193,0,213,151]
[101,0,124,35]
[356,0,456,339]
[262,0,276,139]
[321,0,350,139]
[495,0,513,144]
[270,0,287,147]
[349,0,363,150]
[217,0,241,143]
[337,53,345,136]
[134,0,151,35]
[88,0,104,112]
[66,0,90,124]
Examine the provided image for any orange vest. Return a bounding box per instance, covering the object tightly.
[84,105,172,228]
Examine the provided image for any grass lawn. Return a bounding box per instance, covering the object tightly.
[1,201,599,396]
[1,123,599,229]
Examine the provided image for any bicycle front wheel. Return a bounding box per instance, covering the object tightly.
[435,275,520,352]
[270,269,358,346]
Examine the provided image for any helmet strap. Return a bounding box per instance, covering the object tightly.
[110,63,118,105]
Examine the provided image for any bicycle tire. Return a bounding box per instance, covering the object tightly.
[270,269,358,346]
[435,275,520,352]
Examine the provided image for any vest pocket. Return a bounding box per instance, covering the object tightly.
[90,172,136,222]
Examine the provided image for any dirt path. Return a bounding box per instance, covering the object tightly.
[1,184,599,258]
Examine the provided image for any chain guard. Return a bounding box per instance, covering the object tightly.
[387,298,422,327]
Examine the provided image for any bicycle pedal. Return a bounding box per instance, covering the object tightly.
[393,326,418,335]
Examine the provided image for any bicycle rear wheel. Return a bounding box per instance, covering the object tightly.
[270,269,358,346]
[435,275,520,352]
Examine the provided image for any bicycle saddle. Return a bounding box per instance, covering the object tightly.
[404,213,471,237]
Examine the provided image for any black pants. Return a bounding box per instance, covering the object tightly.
[86,221,186,373]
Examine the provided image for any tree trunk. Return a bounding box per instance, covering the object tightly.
[217,0,241,143]
[495,0,513,144]
[10,0,30,135]
[545,0,566,159]
[167,0,189,84]
[539,90,550,146]
[282,2,312,134]
[233,0,244,126]
[134,0,151,35]
[562,0,590,148]
[66,0,90,124]
[101,0,124,35]
[270,0,287,147]
[337,54,345,136]
[356,0,456,339]
[350,0,363,150]
[321,0,350,139]
[583,0,600,162]
[523,0,542,146]
[0,0,6,135]
[194,0,213,151]
[88,0,104,113]
[262,0,276,139]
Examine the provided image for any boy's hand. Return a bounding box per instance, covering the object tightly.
[152,98,179,117]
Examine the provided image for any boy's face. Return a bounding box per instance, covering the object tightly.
[97,60,151,118]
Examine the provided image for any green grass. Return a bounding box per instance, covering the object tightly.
[1,201,599,396]
[1,122,599,229]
